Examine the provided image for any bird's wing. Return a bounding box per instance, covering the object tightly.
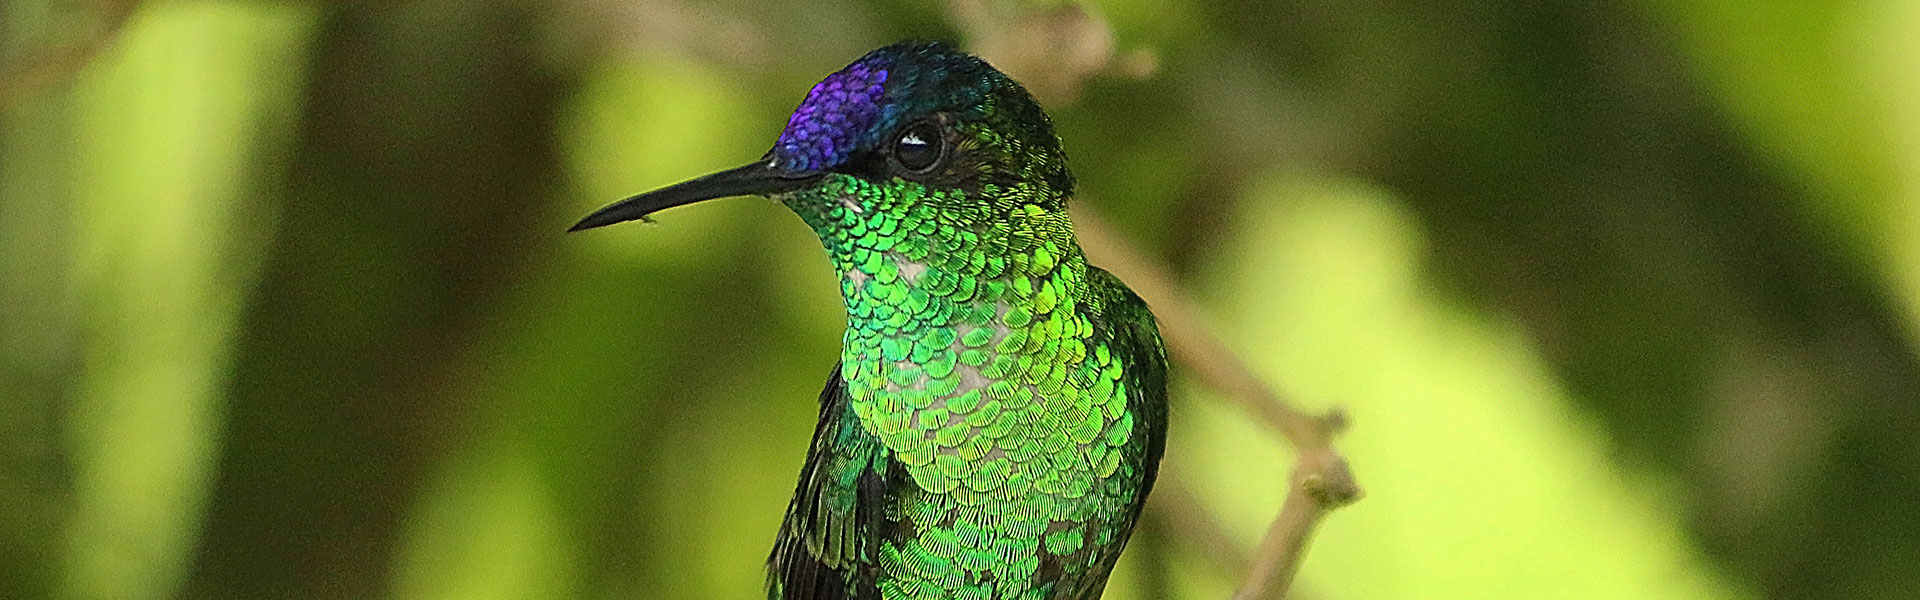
[768,363,900,600]
[1089,265,1168,508]
[1066,265,1171,593]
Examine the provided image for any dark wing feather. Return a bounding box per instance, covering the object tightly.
[1074,266,1171,594]
[767,363,899,600]
[1091,266,1168,506]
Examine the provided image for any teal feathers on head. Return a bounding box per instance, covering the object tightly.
[770,41,1067,194]
[771,41,1000,172]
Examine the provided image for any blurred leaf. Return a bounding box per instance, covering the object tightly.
[1652,0,1920,342]
[58,4,315,600]
[1181,172,1749,600]
[0,20,80,600]
[180,3,567,597]
[394,439,576,600]
[391,50,821,599]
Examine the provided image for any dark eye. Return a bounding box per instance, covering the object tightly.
[891,120,944,173]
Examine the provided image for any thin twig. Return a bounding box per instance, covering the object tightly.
[1152,474,1342,600]
[1073,208,1362,600]
[944,0,1156,105]
[0,0,140,110]
[1148,474,1252,577]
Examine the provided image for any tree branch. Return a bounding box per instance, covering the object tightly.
[0,0,140,110]
[943,0,1156,105]
[1148,473,1252,577]
[1073,209,1361,600]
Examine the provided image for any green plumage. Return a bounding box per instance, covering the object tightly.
[775,174,1166,600]
[571,41,1167,600]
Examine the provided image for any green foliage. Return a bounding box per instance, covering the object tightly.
[1188,174,1739,599]
[1653,0,1920,340]
[3,1,1916,599]
[22,4,314,600]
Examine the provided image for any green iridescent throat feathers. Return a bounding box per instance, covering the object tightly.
[570,41,1169,600]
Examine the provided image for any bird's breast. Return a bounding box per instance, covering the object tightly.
[835,252,1136,503]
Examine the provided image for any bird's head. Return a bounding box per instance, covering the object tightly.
[570,41,1074,252]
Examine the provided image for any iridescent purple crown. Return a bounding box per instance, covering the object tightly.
[771,57,895,171]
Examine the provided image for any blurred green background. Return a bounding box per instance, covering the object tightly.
[4,1,1918,599]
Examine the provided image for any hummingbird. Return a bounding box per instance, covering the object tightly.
[571,41,1168,600]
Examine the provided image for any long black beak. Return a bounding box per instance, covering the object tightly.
[568,160,822,232]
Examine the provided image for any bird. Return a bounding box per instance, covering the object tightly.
[570,40,1168,600]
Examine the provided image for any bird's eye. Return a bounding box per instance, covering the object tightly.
[891,120,944,173]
